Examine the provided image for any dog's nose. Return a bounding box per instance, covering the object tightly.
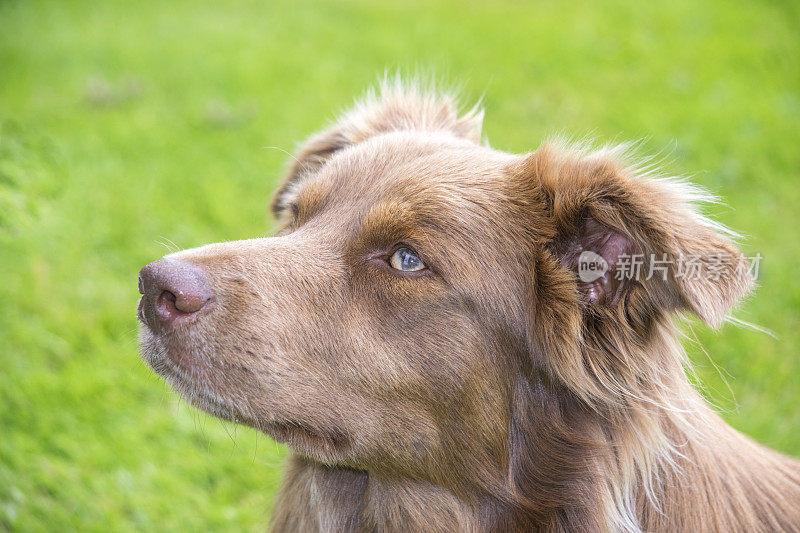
[138,258,213,330]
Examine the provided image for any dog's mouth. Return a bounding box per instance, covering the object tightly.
[138,327,353,462]
[138,322,242,413]
[140,335,238,414]
[138,321,206,375]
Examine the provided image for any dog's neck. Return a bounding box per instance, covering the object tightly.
[269,376,610,531]
[271,404,800,532]
[269,329,800,532]
[270,454,593,532]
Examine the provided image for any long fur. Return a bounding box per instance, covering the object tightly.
[140,79,800,532]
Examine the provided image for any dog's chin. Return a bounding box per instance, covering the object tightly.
[261,420,353,466]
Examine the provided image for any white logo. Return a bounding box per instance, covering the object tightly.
[578,251,608,282]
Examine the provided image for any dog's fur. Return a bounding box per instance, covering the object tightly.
[139,80,800,532]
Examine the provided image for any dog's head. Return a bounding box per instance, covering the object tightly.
[138,83,753,489]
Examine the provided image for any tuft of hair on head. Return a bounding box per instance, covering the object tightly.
[271,74,485,219]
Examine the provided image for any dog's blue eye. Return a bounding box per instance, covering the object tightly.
[389,247,425,272]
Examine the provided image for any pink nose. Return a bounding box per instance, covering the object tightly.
[137,258,213,331]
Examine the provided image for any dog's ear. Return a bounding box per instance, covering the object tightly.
[270,124,348,218]
[271,80,483,218]
[517,141,754,329]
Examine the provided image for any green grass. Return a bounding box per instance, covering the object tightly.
[1,0,798,530]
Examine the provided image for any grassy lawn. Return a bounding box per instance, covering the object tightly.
[1,0,798,530]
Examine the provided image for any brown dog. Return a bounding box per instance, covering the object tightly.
[137,81,800,532]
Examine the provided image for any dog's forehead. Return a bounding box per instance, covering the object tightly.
[318,132,516,206]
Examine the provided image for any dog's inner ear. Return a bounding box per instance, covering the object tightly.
[555,216,632,307]
[521,142,755,328]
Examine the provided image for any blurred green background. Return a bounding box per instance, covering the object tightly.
[1,0,798,530]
